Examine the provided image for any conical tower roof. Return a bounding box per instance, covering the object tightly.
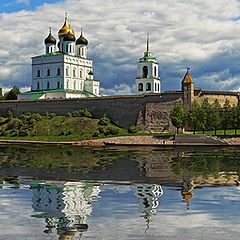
[182,69,193,84]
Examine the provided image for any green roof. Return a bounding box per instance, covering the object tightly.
[20,89,97,98]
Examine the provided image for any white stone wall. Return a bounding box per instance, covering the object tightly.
[31,53,99,96]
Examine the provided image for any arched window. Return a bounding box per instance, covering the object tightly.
[69,45,72,53]
[57,81,60,88]
[142,66,148,78]
[57,68,60,76]
[37,70,40,77]
[79,48,81,56]
[80,70,83,78]
[154,66,157,77]
[37,82,40,90]
[47,69,50,76]
[73,68,76,78]
[146,83,151,91]
[47,82,50,89]
[66,45,68,53]
[67,81,69,89]
[138,83,143,91]
[74,81,76,90]
[80,82,83,90]
[66,68,69,76]
[158,83,160,92]
[155,83,157,91]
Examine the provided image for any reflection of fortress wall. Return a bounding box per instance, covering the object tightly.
[193,172,240,186]
[135,153,181,185]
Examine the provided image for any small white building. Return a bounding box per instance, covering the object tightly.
[18,14,100,100]
[135,35,161,95]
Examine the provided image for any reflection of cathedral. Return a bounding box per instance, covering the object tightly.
[31,181,100,239]
[136,184,163,231]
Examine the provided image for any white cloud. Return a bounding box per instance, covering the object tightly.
[0,0,240,93]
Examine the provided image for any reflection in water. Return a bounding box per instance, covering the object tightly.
[136,184,163,233]
[31,182,101,240]
[181,176,194,208]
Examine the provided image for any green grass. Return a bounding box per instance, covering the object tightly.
[0,114,162,142]
[196,129,240,136]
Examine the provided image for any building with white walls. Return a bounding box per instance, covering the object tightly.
[135,34,161,95]
[18,14,100,100]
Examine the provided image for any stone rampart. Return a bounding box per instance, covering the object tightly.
[0,93,181,130]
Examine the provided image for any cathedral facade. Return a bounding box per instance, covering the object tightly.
[18,15,100,100]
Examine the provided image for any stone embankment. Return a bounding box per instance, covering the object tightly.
[0,135,239,147]
[223,138,240,145]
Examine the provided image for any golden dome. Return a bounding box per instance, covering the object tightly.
[58,14,75,39]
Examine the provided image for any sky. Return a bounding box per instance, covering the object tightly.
[1,0,240,95]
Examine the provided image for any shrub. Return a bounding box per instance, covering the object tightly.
[92,131,100,137]
[104,126,120,136]
[98,116,110,126]
[128,125,139,133]
[71,111,80,117]
[66,113,71,118]
[46,112,56,119]
[7,111,13,119]
[79,109,92,118]
[98,126,106,134]
[18,129,29,136]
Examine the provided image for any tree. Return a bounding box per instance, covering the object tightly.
[211,99,221,135]
[187,101,203,134]
[221,99,232,135]
[4,86,20,100]
[201,99,211,133]
[170,104,186,134]
[232,104,240,135]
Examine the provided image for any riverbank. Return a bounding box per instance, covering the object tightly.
[0,135,239,147]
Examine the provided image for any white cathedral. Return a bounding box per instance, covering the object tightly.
[18,14,100,100]
[18,15,160,100]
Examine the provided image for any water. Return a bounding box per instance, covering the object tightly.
[0,145,240,240]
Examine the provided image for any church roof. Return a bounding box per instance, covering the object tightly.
[182,70,193,84]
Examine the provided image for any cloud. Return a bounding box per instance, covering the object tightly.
[100,84,136,96]
[16,0,30,5]
[0,0,240,93]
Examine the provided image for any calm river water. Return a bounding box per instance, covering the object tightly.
[0,145,240,240]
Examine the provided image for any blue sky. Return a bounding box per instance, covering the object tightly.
[0,0,61,13]
[0,0,240,94]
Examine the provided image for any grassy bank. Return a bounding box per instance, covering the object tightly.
[0,111,135,142]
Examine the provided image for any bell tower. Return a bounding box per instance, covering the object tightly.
[182,68,194,109]
[135,34,161,95]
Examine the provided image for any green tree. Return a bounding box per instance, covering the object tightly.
[201,99,211,133]
[170,104,186,134]
[187,101,203,134]
[211,99,221,135]
[4,86,20,100]
[232,104,240,135]
[221,99,232,135]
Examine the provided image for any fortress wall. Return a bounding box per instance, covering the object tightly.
[0,94,181,129]
[143,99,182,132]
[196,94,239,106]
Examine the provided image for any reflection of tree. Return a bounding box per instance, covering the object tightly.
[136,184,163,233]
[31,182,101,239]
[0,145,137,175]
[171,150,240,180]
